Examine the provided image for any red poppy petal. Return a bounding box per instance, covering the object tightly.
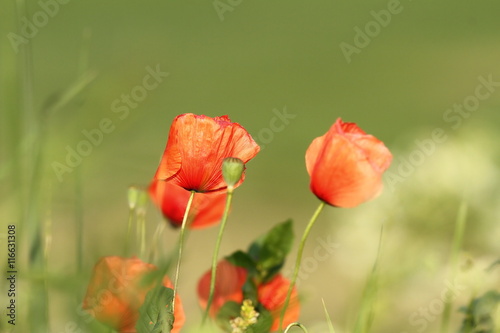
[349,135,393,173]
[83,257,158,332]
[149,180,227,229]
[190,191,227,229]
[310,134,385,207]
[305,134,326,177]
[258,275,300,332]
[154,114,259,193]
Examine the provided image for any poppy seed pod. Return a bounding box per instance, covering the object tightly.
[222,157,245,190]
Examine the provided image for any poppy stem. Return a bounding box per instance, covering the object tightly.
[172,190,196,313]
[202,188,234,325]
[279,201,326,332]
[125,207,134,256]
[284,322,310,333]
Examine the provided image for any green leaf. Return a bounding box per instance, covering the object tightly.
[247,305,273,333]
[226,250,257,273]
[216,301,241,332]
[242,277,258,304]
[458,290,500,333]
[136,286,175,333]
[248,220,294,282]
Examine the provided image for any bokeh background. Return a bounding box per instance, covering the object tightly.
[1,0,500,332]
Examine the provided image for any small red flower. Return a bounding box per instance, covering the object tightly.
[306,118,392,208]
[149,180,227,229]
[154,114,260,193]
[197,260,300,331]
[197,259,248,316]
[258,274,300,332]
[82,256,185,333]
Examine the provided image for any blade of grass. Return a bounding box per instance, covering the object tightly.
[322,298,336,333]
[440,201,468,333]
[74,27,93,276]
[13,0,49,330]
[352,225,384,333]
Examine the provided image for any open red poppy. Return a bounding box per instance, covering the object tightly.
[82,256,185,333]
[154,114,260,193]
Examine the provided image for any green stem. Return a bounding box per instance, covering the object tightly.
[284,322,309,333]
[172,190,196,312]
[202,189,234,325]
[139,212,146,259]
[125,207,134,256]
[75,167,84,274]
[440,201,467,333]
[148,221,165,263]
[322,298,336,333]
[279,201,326,332]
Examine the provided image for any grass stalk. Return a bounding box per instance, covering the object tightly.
[440,201,468,333]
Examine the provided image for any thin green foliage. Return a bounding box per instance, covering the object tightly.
[352,225,384,333]
[322,299,336,333]
[441,201,468,333]
[279,201,326,332]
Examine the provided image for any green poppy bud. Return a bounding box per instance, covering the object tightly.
[127,186,140,210]
[222,157,245,191]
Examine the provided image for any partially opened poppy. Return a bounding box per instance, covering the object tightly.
[82,256,185,333]
[306,118,392,208]
[197,260,300,332]
[153,114,260,193]
[149,179,227,229]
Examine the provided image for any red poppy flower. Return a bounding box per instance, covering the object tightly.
[306,118,392,208]
[154,114,260,193]
[149,179,227,229]
[258,274,300,332]
[197,260,300,331]
[197,259,248,317]
[82,256,185,333]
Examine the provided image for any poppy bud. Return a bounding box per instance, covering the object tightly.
[127,186,140,210]
[222,157,245,191]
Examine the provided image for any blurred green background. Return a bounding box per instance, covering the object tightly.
[1,0,500,332]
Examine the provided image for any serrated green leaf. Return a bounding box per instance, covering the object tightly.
[248,220,294,282]
[136,286,175,333]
